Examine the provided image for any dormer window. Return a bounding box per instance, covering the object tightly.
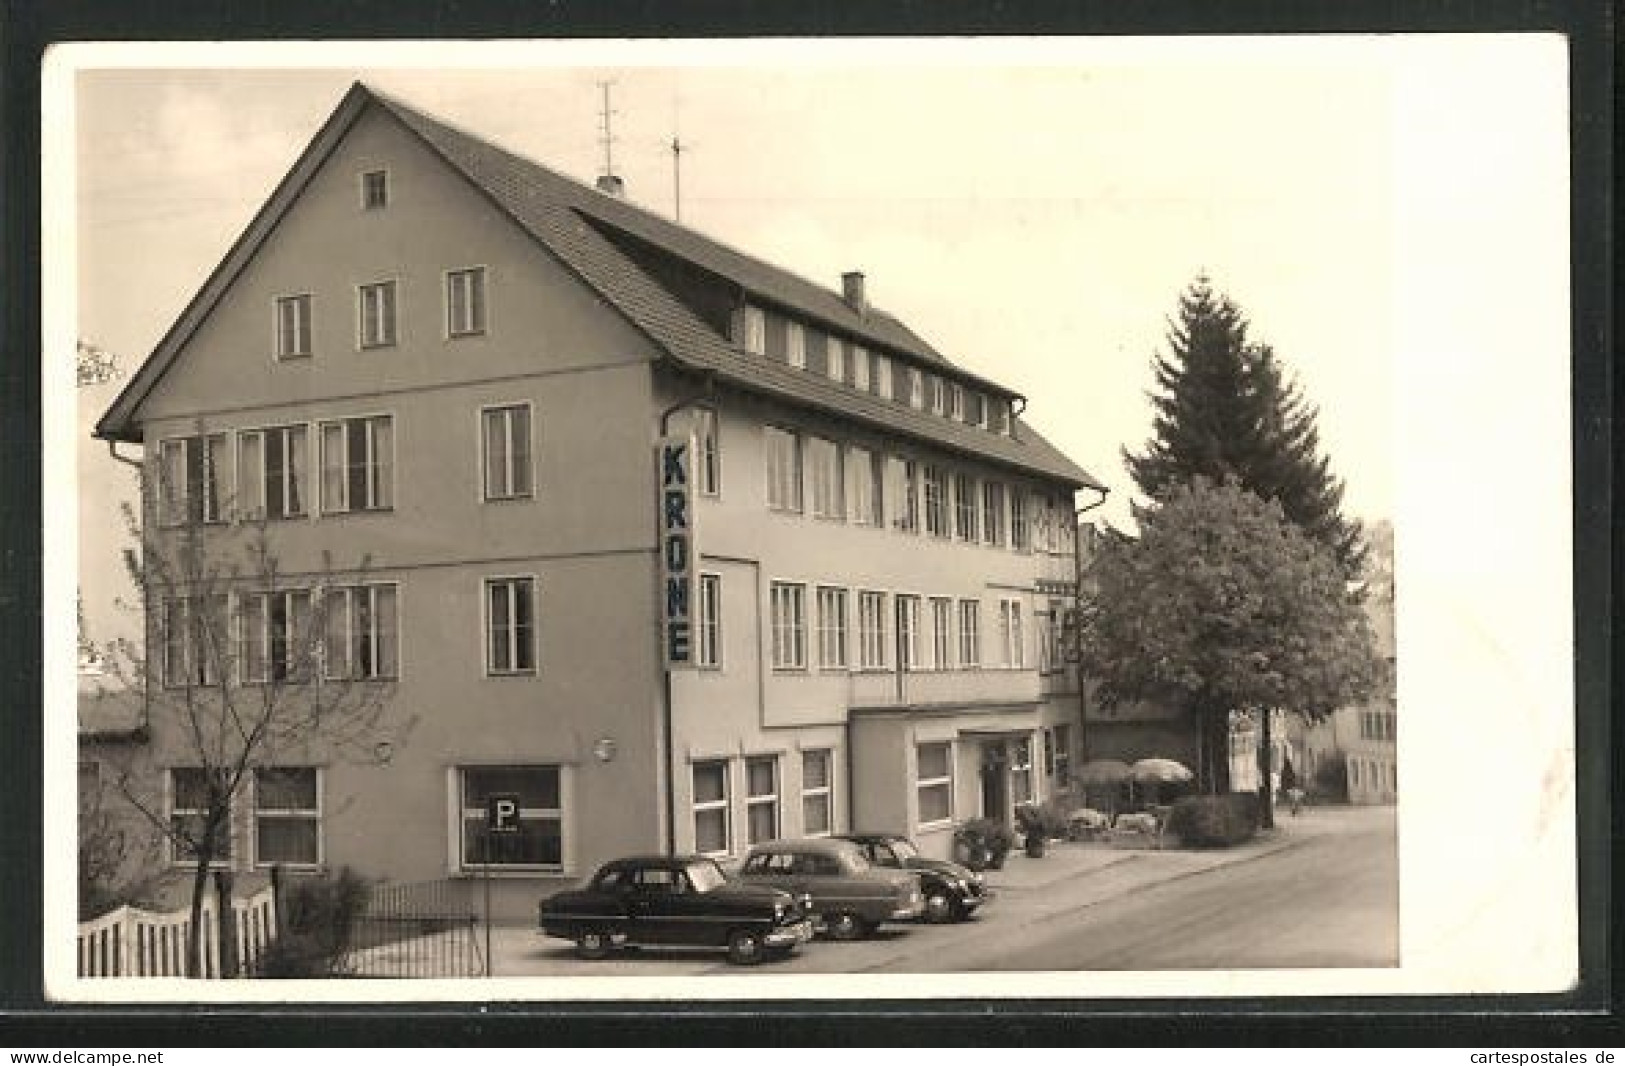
[786,322,806,369]
[852,346,870,392]
[907,368,924,410]
[742,306,766,355]
[948,383,964,421]
[361,170,388,210]
[826,338,846,383]
[874,354,892,399]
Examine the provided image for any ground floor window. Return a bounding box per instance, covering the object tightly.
[457,765,562,869]
[746,756,780,844]
[801,749,833,836]
[693,760,731,856]
[916,741,954,827]
[169,767,231,866]
[254,766,322,868]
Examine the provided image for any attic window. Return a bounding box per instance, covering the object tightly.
[741,306,766,355]
[361,170,389,210]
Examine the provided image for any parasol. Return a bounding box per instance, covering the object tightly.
[1130,757,1194,785]
[1076,758,1134,786]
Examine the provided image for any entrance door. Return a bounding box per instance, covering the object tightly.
[979,741,1009,825]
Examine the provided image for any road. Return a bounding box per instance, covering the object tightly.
[951,806,1398,971]
[492,805,1398,976]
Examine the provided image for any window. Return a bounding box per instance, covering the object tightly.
[275,295,312,359]
[896,595,921,672]
[770,582,807,670]
[239,424,309,520]
[459,765,563,868]
[746,757,779,845]
[162,595,228,688]
[953,473,978,541]
[887,456,919,533]
[968,391,987,428]
[826,337,846,383]
[958,600,981,668]
[170,767,230,865]
[929,597,954,671]
[851,347,870,391]
[999,598,1025,669]
[994,402,1013,435]
[907,368,924,409]
[481,404,533,501]
[1037,612,1054,674]
[742,306,766,355]
[1053,724,1072,786]
[361,169,388,209]
[1011,491,1031,551]
[931,377,949,416]
[981,482,1006,546]
[698,573,722,668]
[695,408,720,496]
[857,591,888,670]
[815,587,849,669]
[874,354,892,398]
[799,750,833,837]
[358,281,398,349]
[916,742,953,826]
[692,761,730,855]
[485,577,537,674]
[808,437,845,520]
[765,427,802,513]
[322,584,398,680]
[446,267,487,337]
[846,446,881,526]
[241,590,313,683]
[786,321,806,369]
[254,767,321,867]
[948,383,965,421]
[922,464,949,537]
[158,434,228,526]
[320,415,394,513]
[1011,739,1033,805]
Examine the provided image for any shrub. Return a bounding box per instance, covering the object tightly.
[1015,801,1071,841]
[1165,793,1260,848]
[257,867,372,978]
[952,818,1015,871]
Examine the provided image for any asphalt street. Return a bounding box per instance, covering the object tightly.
[487,804,1398,977]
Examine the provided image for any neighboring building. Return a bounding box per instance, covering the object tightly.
[93,83,1105,918]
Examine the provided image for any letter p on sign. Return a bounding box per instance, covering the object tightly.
[486,793,521,834]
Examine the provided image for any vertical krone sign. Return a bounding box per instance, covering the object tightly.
[658,434,699,669]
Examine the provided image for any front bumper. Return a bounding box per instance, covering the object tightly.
[764,919,815,948]
[890,895,926,921]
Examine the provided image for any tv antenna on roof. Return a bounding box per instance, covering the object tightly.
[669,89,694,223]
[596,80,619,179]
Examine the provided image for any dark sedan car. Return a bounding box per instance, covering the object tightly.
[537,855,815,965]
[838,832,991,923]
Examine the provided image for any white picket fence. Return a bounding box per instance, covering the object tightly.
[78,885,278,978]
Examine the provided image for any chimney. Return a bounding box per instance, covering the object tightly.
[595,174,625,198]
[841,271,868,316]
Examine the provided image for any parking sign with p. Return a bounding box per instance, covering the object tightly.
[486,793,521,834]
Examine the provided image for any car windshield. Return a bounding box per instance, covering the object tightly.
[889,839,920,861]
[685,860,728,893]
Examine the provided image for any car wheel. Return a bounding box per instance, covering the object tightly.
[575,929,613,960]
[923,890,957,924]
[726,929,765,966]
[825,911,869,941]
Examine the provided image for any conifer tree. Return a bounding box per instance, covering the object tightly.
[1124,277,1366,578]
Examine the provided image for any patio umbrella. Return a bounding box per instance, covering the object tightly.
[1076,759,1134,786]
[1130,757,1194,784]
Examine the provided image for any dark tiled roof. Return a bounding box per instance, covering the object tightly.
[375,90,1104,490]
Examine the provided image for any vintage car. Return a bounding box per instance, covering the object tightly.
[738,838,926,940]
[837,832,992,923]
[537,855,815,965]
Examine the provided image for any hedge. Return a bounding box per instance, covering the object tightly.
[1165,793,1260,848]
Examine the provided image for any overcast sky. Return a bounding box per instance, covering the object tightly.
[50,36,1577,997]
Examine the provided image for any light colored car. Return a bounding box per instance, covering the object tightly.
[738,838,925,940]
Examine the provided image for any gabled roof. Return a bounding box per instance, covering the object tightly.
[98,82,1106,491]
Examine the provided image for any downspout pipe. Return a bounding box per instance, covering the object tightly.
[1072,484,1109,766]
[655,373,717,857]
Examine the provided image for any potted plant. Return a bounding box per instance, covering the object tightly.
[1014,804,1047,858]
[952,818,1015,871]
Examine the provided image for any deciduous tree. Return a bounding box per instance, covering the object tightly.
[1079,478,1378,799]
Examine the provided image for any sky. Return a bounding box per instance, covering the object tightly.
[49,38,1578,995]
[66,39,1410,643]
